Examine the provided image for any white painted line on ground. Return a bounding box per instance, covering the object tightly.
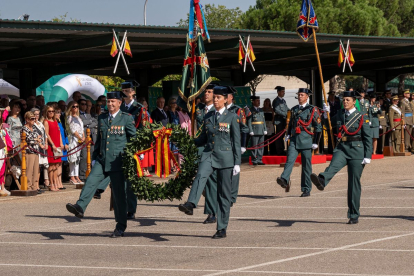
[2,241,414,252]
[240,271,414,276]
[237,179,414,206]
[202,231,414,276]
[0,263,223,273]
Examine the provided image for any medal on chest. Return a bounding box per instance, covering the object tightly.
[219,122,230,133]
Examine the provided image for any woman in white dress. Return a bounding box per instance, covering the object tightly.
[65,101,84,185]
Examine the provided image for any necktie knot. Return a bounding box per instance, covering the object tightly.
[216,112,221,121]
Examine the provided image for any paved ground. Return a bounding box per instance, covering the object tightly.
[1,156,414,276]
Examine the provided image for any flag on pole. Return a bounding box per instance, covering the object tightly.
[297,0,319,42]
[248,42,256,62]
[348,45,355,67]
[338,45,345,67]
[238,41,245,65]
[110,37,118,57]
[178,0,212,111]
[124,38,133,57]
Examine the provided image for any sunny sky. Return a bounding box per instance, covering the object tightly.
[0,0,255,26]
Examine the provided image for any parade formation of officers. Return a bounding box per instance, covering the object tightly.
[65,80,414,239]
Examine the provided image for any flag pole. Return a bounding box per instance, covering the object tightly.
[313,32,335,149]
[243,35,251,73]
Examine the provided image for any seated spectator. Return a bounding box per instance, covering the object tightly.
[151,97,168,126]
[22,111,44,194]
[36,95,45,110]
[167,98,180,172]
[177,107,191,135]
[137,97,154,177]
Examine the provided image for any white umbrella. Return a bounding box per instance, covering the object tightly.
[0,79,19,97]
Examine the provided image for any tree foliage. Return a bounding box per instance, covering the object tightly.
[240,0,402,36]
[177,4,243,29]
[91,75,125,91]
[51,13,80,23]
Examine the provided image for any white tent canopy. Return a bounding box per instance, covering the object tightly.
[0,79,19,97]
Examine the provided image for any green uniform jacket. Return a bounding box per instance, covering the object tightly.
[287,104,322,150]
[368,105,381,128]
[228,103,249,147]
[272,97,289,126]
[121,101,146,128]
[92,112,136,172]
[359,99,370,115]
[247,106,266,135]
[332,109,372,160]
[195,109,241,169]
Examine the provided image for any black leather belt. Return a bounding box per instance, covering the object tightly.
[341,136,362,142]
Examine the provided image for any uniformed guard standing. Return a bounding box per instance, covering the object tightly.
[311,91,372,224]
[179,86,241,239]
[326,91,341,154]
[248,96,267,165]
[276,88,321,197]
[389,96,403,153]
[358,90,370,116]
[272,86,289,155]
[399,89,413,152]
[378,97,388,154]
[66,91,136,237]
[369,94,381,154]
[379,90,393,153]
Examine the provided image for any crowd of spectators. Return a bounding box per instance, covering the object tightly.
[0,92,194,196]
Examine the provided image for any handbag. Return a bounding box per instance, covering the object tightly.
[53,148,63,159]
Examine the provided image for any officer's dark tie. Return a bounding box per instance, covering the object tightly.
[345,111,350,118]
[215,111,221,122]
[205,106,209,113]
[109,115,114,125]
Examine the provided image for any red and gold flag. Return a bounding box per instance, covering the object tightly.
[248,41,256,62]
[110,37,118,57]
[338,46,344,67]
[348,46,355,67]
[238,41,245,65]
[124,38,133,57]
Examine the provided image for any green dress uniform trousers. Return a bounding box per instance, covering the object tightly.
[251,135,264,163]
[77,163,128,231]
[281,142,313,192]
[318,109,372,220]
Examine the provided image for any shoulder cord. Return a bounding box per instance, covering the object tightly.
[336,114,364,139]
[296,107,317,135]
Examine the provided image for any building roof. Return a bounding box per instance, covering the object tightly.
[1,19,414,86]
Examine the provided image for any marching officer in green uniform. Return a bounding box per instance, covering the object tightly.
[389,95,403,153]
[399,89,413,152]
[276,88,321,197]
[248,96,267,165]
[311,91,372,224]
[272,86,289,155]
[226,88,249,205]
[66,91,136,237]
[179,86,241,239]
[194,84,219,225]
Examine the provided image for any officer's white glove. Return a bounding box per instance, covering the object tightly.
[312,144,318,150]
[233,165,240,176]
[323,103,330,113]
[264,131,267,135]
[285,135,290,142]
[379,125,382,129]
[249,132,254,136]
[369,122,372,125]
[361,158,371,165]
[241,147,246,154]
[139,154,144,160]
[92,160,96,167]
